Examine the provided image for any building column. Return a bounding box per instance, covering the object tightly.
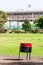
[9,21,11,29]
[17,21,19,27]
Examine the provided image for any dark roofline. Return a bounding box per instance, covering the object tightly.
[6,10,43,15]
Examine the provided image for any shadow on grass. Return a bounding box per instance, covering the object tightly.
[4,59,23,60]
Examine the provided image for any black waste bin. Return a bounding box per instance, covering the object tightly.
[18,43,32,60]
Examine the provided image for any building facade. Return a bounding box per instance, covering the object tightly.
[7,11,43,28]
[7,11,43,22]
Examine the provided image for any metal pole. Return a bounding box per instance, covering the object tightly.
[26,53,31,60]
[29,53,31,60]
[26,53,28,60]
[18,47,20,59]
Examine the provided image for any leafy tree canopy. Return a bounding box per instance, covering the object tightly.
[22,19,31,33]
[0,11,7,27]
[34,16,43,29]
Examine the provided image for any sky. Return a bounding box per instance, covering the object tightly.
[0,0,43,12]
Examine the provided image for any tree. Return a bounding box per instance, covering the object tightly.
[31,23,39,33]
[0,11,7,28]
[22,19,31,33]
[34,16,43,29]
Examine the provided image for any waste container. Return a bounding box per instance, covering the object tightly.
[18,43,32,60]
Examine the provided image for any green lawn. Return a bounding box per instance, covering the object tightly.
[0,33,43,56]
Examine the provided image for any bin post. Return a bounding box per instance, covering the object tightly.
[29,53,31,60]
[18,47,20,59]
[26,53,28,60]
[26,53,31,60]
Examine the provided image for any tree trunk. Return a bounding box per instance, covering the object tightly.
[25,30,26,33]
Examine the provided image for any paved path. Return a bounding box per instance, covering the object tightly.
[0,55,43,65]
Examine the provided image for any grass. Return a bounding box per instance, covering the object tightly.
[0,33,43,56]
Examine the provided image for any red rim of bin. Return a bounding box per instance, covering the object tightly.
[21,43,32,47]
